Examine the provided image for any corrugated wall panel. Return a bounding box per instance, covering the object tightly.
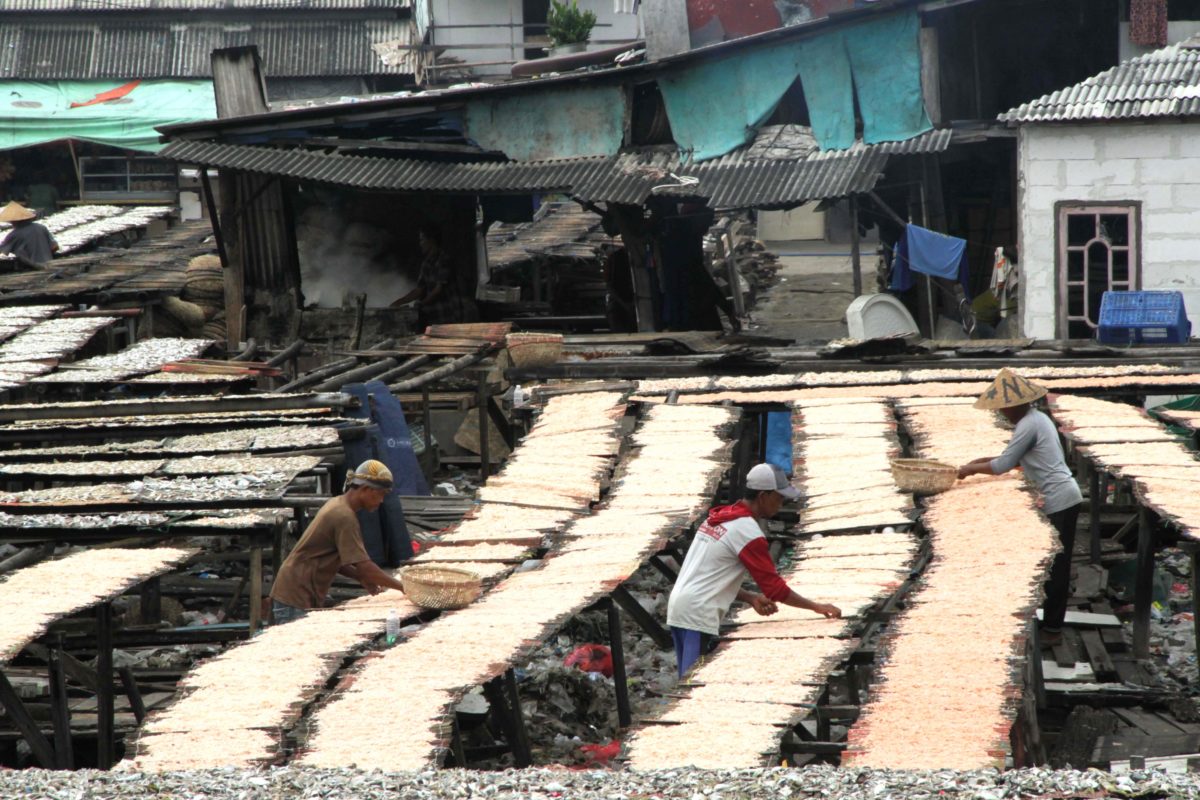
[0,18,415,78]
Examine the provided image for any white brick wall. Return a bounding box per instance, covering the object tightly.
[1018,121,1200,339]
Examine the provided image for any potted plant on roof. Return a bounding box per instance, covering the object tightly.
[546,0,597,56]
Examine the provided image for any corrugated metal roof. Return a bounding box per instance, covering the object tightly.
[1002,37,1200,123]
[160,127,952,209]
[487,202,615,268]
[0,0,408,10]
[0,17,421,78]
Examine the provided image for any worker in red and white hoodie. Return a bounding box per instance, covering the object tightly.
[667,463,842,677]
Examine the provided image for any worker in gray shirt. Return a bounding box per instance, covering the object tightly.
[957,368,1083,644]
[0,201,57,267]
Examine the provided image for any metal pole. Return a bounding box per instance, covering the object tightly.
[1191,547,1200,680]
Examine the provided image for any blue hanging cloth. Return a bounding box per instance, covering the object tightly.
[763,412,795,478]
[339,380,424,567]
[890,224,971,296]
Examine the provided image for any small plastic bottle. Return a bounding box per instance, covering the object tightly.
[512,384,526,408]
[386,608,399,645]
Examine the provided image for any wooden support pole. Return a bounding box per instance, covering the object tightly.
[421,384,434,473]
[1089,467,1102,565]
[503,668,532,766]
[477,372,490,480]
[118,667,147,724]
[141,576,162,626]
[448,718,467,767]
[47,639,73,769]
[95,601,114,769]
[850,195,862,297]
[1191,546,1200,677]
[0,668,56,768]
[1133,507,1155,659]
[611,585,672,650]
[249,542,264,635]
[606,599,632,728]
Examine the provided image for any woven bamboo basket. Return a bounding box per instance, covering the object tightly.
[505,332,563,368]
[890,458,957,495]
[399,565,483,610]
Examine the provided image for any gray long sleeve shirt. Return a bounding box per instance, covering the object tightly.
[990,408,1083,514]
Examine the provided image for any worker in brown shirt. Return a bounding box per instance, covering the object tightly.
[270,459,407,624]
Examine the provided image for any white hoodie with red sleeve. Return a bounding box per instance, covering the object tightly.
[666,501,792,636]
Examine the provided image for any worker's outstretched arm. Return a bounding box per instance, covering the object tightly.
[347,559,406,595]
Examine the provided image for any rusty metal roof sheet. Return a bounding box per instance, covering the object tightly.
[1002,37,1200,123]
[161,127,953,209]
[0,17,420,78]
[487,203,616,268]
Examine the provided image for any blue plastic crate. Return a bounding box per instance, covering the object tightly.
[1097,290,1191,344]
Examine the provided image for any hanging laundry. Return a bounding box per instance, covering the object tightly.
[1130,0,1168,47]
[889,224,971,296]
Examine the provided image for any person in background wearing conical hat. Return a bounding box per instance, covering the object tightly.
[269,459,407,624]
[0,201,57,268]
[957,368,1083,645]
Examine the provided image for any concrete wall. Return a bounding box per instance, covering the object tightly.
[1017,121,1200,339]
[430,0,641,80]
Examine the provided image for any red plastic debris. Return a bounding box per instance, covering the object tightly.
[579,739,620,765]
[563,644,613,677]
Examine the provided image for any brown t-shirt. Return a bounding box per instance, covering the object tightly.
[270,495,371,609]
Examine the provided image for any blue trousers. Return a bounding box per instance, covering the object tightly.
[671,627,713,678]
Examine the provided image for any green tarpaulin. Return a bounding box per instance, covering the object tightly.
[0,81,216,153]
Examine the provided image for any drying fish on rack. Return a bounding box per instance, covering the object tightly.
[1050,394,1200,541]
[0,546,193,663]
[297,402,732,771]
[132,473,294,503]
[32,337,213,382]
[844,387,1059,770]
[127,390,631,772]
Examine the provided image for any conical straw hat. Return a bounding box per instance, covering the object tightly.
[0,202,35,223]
[974,367,1047,410]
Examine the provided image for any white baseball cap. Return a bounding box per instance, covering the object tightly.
[745,463,801,501]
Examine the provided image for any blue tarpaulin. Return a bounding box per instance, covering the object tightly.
[0,80,215,153]
[658,40,805,161]
[764,411,795,478]
[890,224,971,295]
[843,11,932,145]
[794,32,856,151]
[658,8,932,158]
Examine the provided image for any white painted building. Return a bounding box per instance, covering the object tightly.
[1003,37,1200,340]
[423,0,641,83]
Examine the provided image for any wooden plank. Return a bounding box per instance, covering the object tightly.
[1094,732,1200,763]
[1079,629,1118,679]
[1111,707,1189,737]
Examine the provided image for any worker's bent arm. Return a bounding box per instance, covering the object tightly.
[338,563,362,580]
[957,458,999,479]
[349,559,406,595]
[781,590,841,618]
